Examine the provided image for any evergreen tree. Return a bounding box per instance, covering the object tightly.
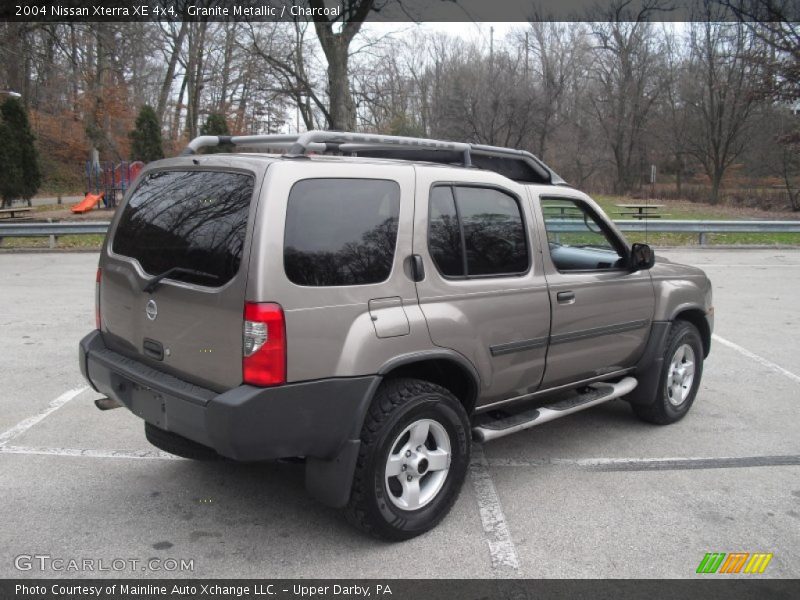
[129,105,164,163]
[200,113,231,153]
[0,98,42,207]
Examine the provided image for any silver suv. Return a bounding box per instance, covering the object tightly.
[78,131,713,540]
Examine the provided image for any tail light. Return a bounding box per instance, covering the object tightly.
[242,302,286,386]
[95,267,102,330]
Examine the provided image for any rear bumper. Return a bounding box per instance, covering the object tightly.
[79,330,379,462]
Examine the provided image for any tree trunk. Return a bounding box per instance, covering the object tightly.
[311,0,374,131]
[321,34,355,130]
[156,20,188,122]
[172,74,187,142]
[709,171,723,205]
[4,23,27,99]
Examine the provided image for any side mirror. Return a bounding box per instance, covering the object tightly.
[629,243,655,271]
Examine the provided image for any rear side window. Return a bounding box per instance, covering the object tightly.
[112,170,254,287]
[428,185,529,278]
[284,178,401,286]
[428,186,464,276]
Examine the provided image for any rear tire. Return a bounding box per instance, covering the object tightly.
[144,422,218,460]
[632,321,704,425]
[345,378,470,541]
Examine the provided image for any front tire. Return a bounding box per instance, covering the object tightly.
[345,378,471,541]
[632,320,704,425]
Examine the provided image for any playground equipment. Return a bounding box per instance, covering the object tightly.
[75,160,144,213]
[71,192,105,214]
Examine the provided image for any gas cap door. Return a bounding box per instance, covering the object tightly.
[368,297,410,338]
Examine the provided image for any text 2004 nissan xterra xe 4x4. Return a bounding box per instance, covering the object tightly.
[78,131,713,540]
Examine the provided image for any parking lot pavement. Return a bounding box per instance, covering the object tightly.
[0,249,798,578]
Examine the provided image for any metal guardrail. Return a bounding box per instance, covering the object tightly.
[0,221,110,248]
[0,219,799,247]
[544,219,800,245]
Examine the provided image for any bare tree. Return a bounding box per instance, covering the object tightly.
[512,23,585,160]
[588,19,664,194]
[682,18,763,204]
[657,25,692,195]
[309,0,374,131]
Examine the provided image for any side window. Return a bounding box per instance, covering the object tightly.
[284,178,400,286]
[429,186,465,276]
[541,198,625,271]
[428,185,529,278]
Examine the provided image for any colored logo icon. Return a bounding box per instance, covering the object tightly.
[696,552,773,574]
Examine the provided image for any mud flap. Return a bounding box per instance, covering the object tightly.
[627,321,670,406]
[305,440,361,508]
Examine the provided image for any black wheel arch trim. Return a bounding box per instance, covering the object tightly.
[377,349,481,408]
[669,303,712,358]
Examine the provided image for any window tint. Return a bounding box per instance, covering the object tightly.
[457,187,528,276]
[284,178,401,286]
[541,198,625,271]
[428,185,528,278]
[112,170,254,286]
[428,186,464,276]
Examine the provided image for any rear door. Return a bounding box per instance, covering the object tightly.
[536,194,655,387]
[413,167,551,406]
[101,165,263,391]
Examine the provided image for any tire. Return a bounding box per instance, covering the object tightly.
[345,378,471,541]
[144,422,219,460]
[632,320,704,425]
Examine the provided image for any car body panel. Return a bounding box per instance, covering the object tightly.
[244,159,434,383]
[98,156,270,392]
[411,167,551,405]
[528,187,656,387]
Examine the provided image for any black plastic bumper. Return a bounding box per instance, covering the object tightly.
[79,331,380,506]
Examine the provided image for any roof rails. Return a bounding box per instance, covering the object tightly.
[180,131,566,185]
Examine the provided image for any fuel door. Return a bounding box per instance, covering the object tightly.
[368,297,410,338]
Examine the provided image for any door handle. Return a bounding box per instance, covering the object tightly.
[557,291,575,303]
[409,254,425,282]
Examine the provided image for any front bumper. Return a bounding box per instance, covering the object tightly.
[78,330,379,462]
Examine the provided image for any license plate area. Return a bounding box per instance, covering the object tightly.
[129,382,167,428]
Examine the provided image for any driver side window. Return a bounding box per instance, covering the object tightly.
[541,198,625,271]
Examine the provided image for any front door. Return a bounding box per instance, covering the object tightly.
[537,195,655,388]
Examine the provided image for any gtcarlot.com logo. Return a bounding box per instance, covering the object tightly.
[696,552,773,574]
[14,554,194,573]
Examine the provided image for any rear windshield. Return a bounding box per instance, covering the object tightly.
[112,170,254,286]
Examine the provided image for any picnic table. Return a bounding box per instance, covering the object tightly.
[615,203,668,220]
[0,206,34,220]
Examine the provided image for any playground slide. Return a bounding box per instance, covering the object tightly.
[71,192,104,214]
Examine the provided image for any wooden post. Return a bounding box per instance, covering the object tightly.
[699,232,707,246]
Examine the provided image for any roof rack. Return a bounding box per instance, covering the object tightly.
[180,131,565,185]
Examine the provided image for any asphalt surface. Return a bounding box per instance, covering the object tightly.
[0,249,798,579]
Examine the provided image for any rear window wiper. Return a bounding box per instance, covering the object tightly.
[143,267,221,293]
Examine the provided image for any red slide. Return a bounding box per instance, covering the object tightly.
[71,192,104,214]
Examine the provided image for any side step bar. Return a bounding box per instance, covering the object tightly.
[473,377,638,442]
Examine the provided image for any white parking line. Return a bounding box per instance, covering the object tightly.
[469,444,520,572]
[0,445,180,460]
[712,334,800,385]
[488,455,800,470]
[0,386,88,447]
